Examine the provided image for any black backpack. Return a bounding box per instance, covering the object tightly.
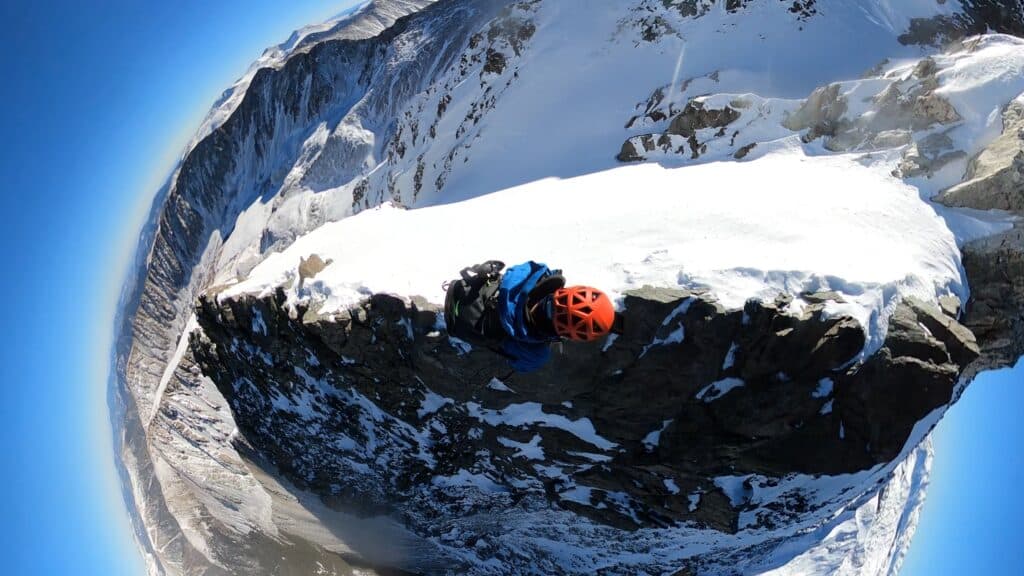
[443,260,509,346]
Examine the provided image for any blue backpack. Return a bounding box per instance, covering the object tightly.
[443,260,559,372]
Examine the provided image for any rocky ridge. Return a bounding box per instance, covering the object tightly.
[184,280,976,573]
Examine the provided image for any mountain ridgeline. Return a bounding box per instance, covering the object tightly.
[113,1,1024,575]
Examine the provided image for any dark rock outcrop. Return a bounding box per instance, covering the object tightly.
[618,100,741,161]
[938,100,1024,213]
[900,0,1024,46]
[188,284,977,570]
[960,225,1024,376]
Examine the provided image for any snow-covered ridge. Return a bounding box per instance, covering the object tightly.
[223,150,962,358]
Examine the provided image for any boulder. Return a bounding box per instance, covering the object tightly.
[938,100,1024,213]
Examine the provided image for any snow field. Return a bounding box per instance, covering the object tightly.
[222,148,964,355]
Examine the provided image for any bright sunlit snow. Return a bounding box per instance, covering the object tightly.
[223,148,965,355]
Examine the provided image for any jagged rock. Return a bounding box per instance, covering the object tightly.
[617,135,656,162]
[799,290,846,305]
[913,92,962,128]
[938,100,1024,212]
[483,48,507,74]
[665,101,741,138]
[114,2,1024,574]
[960,224,1024,376]
[733,142,756,159]
[783,83,847,141]
[617,100,739,162]
[932,99,1024,377]
[900,0,1024,46]
[834,299,978,463]
[188,282,978,571]
[939,294,962,319]
[898,131,967,178]
[297,253,331,288]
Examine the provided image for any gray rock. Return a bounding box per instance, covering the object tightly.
[960,224,1024,377]
[666,101,741,138]
[783,83,848,139]
[938,100,1024,213]
[912,92,962,128]
[938,294,962,319]
[297,253,331,289]
[733,142,757,159]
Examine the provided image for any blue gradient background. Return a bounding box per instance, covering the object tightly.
[0,1,1019,574]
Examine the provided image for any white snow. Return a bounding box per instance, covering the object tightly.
[559,486,594,506]
[416,389,452,419]
[663,478,681,495]
[761,439,934,576]
[601,333,618,352]
[467,402,617,451]
[715,475,752,508]
[486,378,514,393]
[148,313,198,425]
[722,342,739,370]
[812,378,834,399]
[641,322,685,358]
[223,149,964,356]
[432,469,506,494]
[131,1,1024,573]
[642,419,673,452]
[497,435,545,461]
[696,378,747,402]
[688,491,702,513]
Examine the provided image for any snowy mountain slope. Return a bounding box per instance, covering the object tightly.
[112,1,1024,574]
[189,0,437,150]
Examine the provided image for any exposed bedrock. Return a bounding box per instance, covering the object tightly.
[900,0,1024,46]
[618,100,742,162]
[935,99,1024,375]
[961,225,1024,377]
[938,99,1024,214]
[190,284,977,548]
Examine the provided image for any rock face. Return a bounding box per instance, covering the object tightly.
[960,226,1024,376]
[900,0,1024,46]
[186,285,976,573]
[617,48,968,171]
[938,100,1024,213]
[934,99,1024,376]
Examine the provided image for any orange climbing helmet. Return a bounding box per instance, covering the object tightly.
[552,286,615,341]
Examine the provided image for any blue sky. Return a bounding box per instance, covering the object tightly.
[900,357,1024,576]
[0,1,358,574]
[0,1,1019,575]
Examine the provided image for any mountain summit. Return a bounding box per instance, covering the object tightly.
[113,1,1024,574]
